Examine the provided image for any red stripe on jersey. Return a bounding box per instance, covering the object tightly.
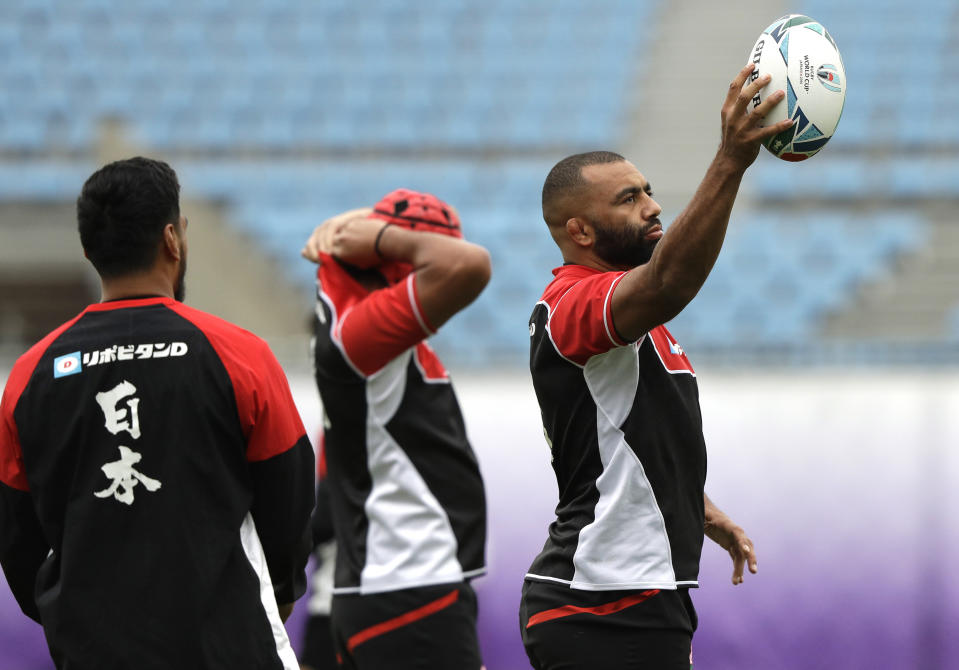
[543,265,632,366]
[1,312,86,490]
[316,431,327,480]
[524,589,660,629]
[318,255,434,377]
[166,302,307,463]
[648,326,695,374]
[84,296,171,311]
[346,588,460,652]
[413,342,449,381]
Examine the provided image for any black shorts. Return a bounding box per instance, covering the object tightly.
[519,580,697,670]
[300,613,336,670]
[331,581,483,670]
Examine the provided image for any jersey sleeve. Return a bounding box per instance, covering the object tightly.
[547,271,633,365]
[248,433,314,605]
[0,368,28,492]
[0,481,47,622]
[0,357,50,622]
[232,338,310,464]
[222,337,316,604]
[0,313,83,492]
[337,273,435,376]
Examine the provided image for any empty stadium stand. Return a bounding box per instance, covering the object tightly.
[1,0,957,367]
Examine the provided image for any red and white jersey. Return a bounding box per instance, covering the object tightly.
[312,256,486,595]
[527,265,707,592]
[0,297,314,669]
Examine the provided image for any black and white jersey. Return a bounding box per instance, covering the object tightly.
[312,255,486,596]
[527,265,707,592]
[0,297,315,670]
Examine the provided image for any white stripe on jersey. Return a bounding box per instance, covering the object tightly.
[570,345,679,590]
[406,274,435,336]
[524,573,698,590]
[239,514,299,670]
[359,351,465,594]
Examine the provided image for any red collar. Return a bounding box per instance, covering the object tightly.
[84,297,175,312]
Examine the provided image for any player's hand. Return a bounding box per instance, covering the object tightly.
[301,207,374,263]
[321,215,387,268]
[718,63,793,168]
[705,517,758,585]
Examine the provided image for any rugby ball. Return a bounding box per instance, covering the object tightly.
[747,14,846,161]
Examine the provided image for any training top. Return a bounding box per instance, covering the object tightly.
[527,265,707,592]
[0,297,315,670]
[312,255,486,596]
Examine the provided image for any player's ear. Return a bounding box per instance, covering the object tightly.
[565,217,593,248]
[162,223,182,262]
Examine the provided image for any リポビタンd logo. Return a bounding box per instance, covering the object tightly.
[53,352,82,378]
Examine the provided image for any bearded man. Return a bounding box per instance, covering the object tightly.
[519,64,792,669]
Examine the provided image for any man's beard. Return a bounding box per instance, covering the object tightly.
[591,217,659,268]
[173,247,187,302]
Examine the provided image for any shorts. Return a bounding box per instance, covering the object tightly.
[519,579,697,670]
[331,581,483,670]
[300,614,336,670]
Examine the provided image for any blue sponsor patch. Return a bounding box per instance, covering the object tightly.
[53,352,82,378]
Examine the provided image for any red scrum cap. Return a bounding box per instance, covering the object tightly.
[369,188,462,239]
[369,189,462,285]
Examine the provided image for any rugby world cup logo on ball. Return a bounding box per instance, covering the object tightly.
[816,64,842,93]
[747,14,846,161]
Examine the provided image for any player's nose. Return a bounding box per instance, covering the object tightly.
[645,195,662,219]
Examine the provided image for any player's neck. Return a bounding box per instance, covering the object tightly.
[99,270,176,302]
[562,250,631,273]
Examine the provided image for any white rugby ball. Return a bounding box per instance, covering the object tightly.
[747,14,846,161]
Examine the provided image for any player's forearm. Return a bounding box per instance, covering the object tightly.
[704,492,737,537]
[378,225,487,281]
[648,65,785,301]
[644,155,745,305]
[415,241,491,302]
[611,156,746,338]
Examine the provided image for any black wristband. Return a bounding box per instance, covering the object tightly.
[373,223,392,259]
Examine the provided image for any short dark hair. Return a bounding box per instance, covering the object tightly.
[77,157,181,278]
[542,151,625,226]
